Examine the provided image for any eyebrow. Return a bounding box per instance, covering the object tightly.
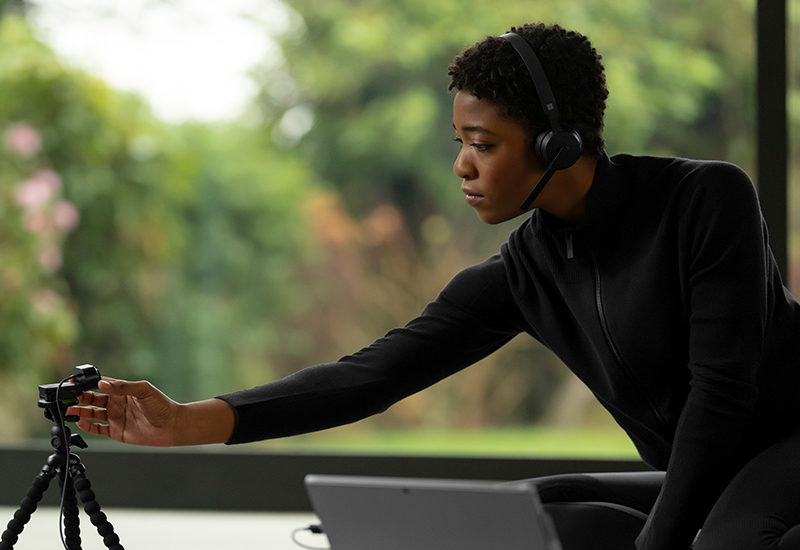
[452,123,497,135]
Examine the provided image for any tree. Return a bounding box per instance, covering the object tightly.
[0,15,317,436]
[262,0,755,224]
[246,0,759,431]
[0,1,766,441]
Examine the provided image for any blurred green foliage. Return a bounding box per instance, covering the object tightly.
[1,0,789,449]
[0,15,315,435]
[267,0,756,229]
[250,0,762,438]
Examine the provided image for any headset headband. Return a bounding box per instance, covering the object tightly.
[499,31,584,211]
[499,32,561,132]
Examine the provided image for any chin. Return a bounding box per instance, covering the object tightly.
[477,211,520,225]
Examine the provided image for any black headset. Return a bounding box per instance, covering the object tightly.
[500,32,584,210]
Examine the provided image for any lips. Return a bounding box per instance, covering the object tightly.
[462,185,484,206]
[465,195,484,207]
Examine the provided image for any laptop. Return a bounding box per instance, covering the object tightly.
[304,474,562,550]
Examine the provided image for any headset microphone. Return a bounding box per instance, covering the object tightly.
[519,147,564,211]
[499,32,583,211]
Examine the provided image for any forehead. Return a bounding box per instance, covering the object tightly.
[452,91,525,136]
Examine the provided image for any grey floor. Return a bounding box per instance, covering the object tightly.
[0,506,322,549]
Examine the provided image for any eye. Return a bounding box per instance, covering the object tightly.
[471,143,492,152]
[453,137,492,151]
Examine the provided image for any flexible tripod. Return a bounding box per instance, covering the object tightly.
[0,367,124,549]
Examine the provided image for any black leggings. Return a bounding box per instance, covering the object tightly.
[515,431,800,550]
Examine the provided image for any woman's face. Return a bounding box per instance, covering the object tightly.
[452,91,543,224]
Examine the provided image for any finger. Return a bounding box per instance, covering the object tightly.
[76,391,109,407]
[67,405,108,422]
[99,379,154,399]
[76,419,110,438]
[92,376,121,394]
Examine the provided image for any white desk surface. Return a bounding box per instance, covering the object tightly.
[0,506,323,549]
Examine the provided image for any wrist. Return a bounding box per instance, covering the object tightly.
[174,398,236,446]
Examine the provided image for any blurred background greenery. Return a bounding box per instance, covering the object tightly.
[0,0,796,458]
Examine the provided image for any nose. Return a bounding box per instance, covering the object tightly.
[453,147,475,180]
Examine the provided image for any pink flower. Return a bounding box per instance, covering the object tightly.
[15,169,62,210]
[53,200,80,232]
[4,123,41,157]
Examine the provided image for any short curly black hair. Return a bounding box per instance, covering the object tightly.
[448,23,608,157]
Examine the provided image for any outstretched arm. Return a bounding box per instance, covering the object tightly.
[68,377,236,446]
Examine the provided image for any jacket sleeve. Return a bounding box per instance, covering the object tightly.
[217,254,524,444]
[636,163,768,550]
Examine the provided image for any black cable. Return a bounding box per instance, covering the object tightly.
[290,524,329,550]
[54,374,73,550]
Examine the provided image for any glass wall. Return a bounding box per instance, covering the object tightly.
[1,0,764,458]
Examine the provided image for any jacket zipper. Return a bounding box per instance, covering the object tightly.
[590,253,667,427]
[565,231,574,259]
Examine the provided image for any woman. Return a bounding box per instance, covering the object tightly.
[71,23,800,549]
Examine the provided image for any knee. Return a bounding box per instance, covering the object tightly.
[694,517,799,550]
[544,502,645,550]
[778,525,800,549]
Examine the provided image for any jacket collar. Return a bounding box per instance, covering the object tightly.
[532,152,627,235]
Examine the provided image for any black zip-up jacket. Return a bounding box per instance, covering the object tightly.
[219,154,800,550]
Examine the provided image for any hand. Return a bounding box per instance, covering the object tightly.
[69,376,236,446]
[69,377,180,446]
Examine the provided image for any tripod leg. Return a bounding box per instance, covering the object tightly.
[59,472,83,549]
[0,464,55,550]
[70,465,124,550]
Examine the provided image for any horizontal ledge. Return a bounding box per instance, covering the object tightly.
[0,444,650,511]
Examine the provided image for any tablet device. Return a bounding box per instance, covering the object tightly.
[304,474,562,550]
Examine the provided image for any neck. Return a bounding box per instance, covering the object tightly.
[538,155,598,223]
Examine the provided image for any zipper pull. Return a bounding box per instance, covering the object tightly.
[565,231,574,259]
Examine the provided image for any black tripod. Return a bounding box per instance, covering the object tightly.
[0,367,124,549]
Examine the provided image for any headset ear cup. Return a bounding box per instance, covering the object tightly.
[534,130,554,165]
[536,126,583,169]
